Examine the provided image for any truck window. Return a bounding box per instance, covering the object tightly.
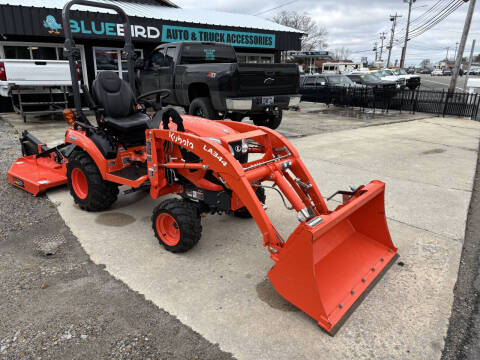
[165,47,177,67]
[148,48,166,69]
[180,44,237,64]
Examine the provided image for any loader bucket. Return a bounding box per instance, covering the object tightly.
[268,181,397,335]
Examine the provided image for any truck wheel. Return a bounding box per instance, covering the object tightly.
[233,187,266,218]
[67,150,119,211]
[189,97,219,120]
[251,110,283,130]
[229,112,245,122]
[152,198,202,253]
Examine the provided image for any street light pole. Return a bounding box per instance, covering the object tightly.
[400,0,415,68]
[449,0,476,93]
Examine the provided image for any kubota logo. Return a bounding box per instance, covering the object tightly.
[169,132,194,150]
[203,145,227,167]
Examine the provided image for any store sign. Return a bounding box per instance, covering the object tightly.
[161,25,275,49]
[41,15,160,39]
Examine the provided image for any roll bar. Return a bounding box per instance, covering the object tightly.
[62,0,136,118]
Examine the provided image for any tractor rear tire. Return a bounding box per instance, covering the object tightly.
[189,97,219,120]
[233,187,266,218]
[251,110,282,129]
[152,198,202,253]
[66,150,119,211]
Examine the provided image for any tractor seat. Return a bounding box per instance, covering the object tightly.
[92,71,150,135]
[104,112,150,133]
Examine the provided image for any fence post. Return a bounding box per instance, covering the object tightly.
[442,91,450,117]
[474,93,479,120]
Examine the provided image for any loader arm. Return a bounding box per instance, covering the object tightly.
[148,119,397,335]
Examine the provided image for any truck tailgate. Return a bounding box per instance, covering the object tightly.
[3,59,72,86]
[237,64,299,96]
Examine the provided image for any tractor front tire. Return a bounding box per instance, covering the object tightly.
[67,150,119,211]
[152,198,202,253]
[189,97,219,120]
[233,187,266,218]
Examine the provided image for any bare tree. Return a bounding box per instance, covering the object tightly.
[272,11,328,51]
[332,47,352,60]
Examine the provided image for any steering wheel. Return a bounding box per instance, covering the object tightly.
[137,89,172,111]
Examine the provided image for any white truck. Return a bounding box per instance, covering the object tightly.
[0,59,75,121]
[0,59,72,97]
[391,68,421,90]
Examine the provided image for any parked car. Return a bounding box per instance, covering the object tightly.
[140,42,300,129]
[442,68,453,76]
[362,69,404,89]
[346,73,397,90]
[419,68,432,74]
[391,68,421,90]
[431,68,443,76]
[300,74,362,104]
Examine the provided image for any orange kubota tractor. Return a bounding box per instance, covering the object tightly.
[8,0,398,335]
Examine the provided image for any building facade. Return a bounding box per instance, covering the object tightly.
[0,0,302,111]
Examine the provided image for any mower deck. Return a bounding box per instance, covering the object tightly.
[8,155,67,196]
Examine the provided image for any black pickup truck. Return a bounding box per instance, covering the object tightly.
[139,42,300,129]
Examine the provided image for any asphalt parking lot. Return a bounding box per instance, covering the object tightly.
[1,104,480,359]
[419,73,480,92]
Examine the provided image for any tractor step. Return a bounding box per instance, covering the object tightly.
[110,164,147,181]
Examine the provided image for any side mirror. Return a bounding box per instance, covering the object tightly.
[134,58,145,70]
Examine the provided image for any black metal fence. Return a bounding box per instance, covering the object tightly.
[301,86,480,120]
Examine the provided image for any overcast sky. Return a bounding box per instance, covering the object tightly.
[173,0,479,66]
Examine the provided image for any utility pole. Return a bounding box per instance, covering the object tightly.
[454,41,459,59]
[449,0,476,93]
[379,32,387,60]
[373,42,378,61]
[400,0,416,68]
[387,13,402,67]
[463,39,476,91]
[445,46,450,60]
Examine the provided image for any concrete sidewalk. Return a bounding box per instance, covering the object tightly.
[5,111,480,359]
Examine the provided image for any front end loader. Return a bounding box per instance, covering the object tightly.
[7,0,398,335]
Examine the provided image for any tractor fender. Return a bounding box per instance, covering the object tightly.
[65,128,109,177]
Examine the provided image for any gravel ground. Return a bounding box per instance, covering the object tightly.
[0,118,234,359]
[442,138,480,360]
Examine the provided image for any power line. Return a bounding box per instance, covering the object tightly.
[253,0,298,16]
[396,0,447,32]
[396,0,460,40]
[395,0,464,44]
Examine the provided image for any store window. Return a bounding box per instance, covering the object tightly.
[4,46,30,59]
[94,47,143,81]
[31,46,57,60]
[236,53,274,64]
